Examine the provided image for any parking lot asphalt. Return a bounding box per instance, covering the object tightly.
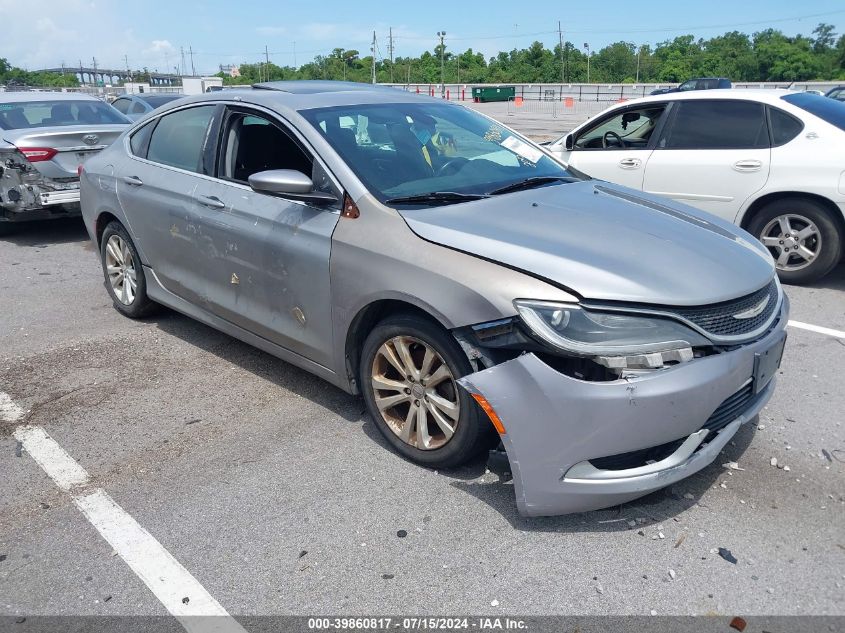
[2,195,844,616]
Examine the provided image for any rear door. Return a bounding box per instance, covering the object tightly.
[642,99,771,221]
[185,105,342,366]
[115,104,220,303]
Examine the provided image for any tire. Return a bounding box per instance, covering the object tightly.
[360,313,496,469]
[0,222,13,237]
[747,197,842,285]
[100,221,157,318]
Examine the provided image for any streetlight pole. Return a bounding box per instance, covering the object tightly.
[583,43,590,83]
[636,45,641,83]
[437,31,446,98]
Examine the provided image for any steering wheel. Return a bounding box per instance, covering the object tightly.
[602,131,625,148]
[436,157,470,176]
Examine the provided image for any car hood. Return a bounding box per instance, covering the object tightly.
[398,181,775,306]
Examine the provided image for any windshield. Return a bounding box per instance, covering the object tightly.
[0,99,129,130]
[300,102,575,204]
[781,92,845,132]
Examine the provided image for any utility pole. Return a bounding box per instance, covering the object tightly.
[583,43,591,83]
[437,31,446,97]
[388,27,395,83]
[636,45,641,83]
[124,54,131,81]
[189,46,196,76]
[558,21,565,83]
[79,60,84,86]
[371,31,377,84]
[92,56,98,86]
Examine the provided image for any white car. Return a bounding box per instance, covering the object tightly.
[549,89,845,283]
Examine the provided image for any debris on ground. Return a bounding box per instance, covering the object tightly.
[757,424,765,430]
[39,502,49,510]
[423,515,432,523]
[729,616,747,631]
[722,461,744,471]
[821,449,833,462]
[181,597,189,604]
[683,493,694,500]
[675,534,687,548]
[650,610,657,616]
[770,457,778,467]
[718,548,738,564]
[298,550,307,559]
[720,482,728,489]
[668,569,676,580]
[397,530,407,538]
[783,465,791,472]
[103,595,112,602]
[0,554,6,562]
[490,599,499,607]
[382,573,394,579]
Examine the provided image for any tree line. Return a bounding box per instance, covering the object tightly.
[2,23,843,89]
[221,23,843,85]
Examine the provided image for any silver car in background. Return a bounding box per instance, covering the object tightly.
[110,93,184,121]
[79,81,788,517]
[0,91,129,232]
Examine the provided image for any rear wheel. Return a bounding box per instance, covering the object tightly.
[100,221,157,318]
[748,198,842,285]
[360,314,496,469]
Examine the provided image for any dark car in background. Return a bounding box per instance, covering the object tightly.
[825,86,845,102]
[110,93,184,121]
[0,92,130,233]
[651,77,732,95]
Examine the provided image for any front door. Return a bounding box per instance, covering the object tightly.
[643,99,771,221]
[555,103,670,190]
[187,107,341,367]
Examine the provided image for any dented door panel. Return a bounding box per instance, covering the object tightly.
[182,180,339,367]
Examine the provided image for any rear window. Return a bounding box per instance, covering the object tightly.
[781,92,845,132]
[0,100,128,130]
[769,107,804,146]
[140,95,181,108]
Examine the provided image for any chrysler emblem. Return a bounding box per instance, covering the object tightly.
[732,295,770,320]
[82,134,99,145]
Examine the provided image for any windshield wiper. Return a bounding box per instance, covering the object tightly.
[385,191,490,205]
[487,176,577,196]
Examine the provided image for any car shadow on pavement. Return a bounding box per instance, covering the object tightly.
[447,419,757,532]
[0,217,89,246]
[791,260,845,291]
[151,310,365,424]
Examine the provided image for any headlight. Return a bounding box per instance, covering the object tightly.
[514,300,708,358]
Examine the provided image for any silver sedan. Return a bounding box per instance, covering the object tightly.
[79,81,788,516]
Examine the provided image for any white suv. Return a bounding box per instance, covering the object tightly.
[549,89,845,283]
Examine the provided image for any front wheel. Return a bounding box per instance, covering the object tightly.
[360,314,496,469]
[748,198,842,285]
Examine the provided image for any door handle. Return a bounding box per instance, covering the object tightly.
[121,175,143,186]
[618,158,642,169]
[197,195,225,209]
[733,160,762,172]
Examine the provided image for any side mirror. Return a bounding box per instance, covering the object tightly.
[248,169,338,206]
[564,134,574,151]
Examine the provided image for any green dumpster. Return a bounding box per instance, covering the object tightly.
[472,86,516,103]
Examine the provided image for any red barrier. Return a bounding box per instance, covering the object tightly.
[461,89,465,101]
[564,97,574,108]
[446,89,450,100]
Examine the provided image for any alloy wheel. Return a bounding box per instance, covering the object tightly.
[104,234,137,305]
[759,213,821,272]
[370,336,460,450]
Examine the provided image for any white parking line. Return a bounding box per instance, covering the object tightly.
[0,391,25,422]
[10,416,246,633]
[788,320,845,339]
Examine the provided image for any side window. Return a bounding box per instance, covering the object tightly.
[573,105,667,150]
[769,107,804,146]
[130,101,147,114]
[112,99,130,114]
[219,111,313,183]
[678,80,697,91]
[662,101,768,150]
[129,120,155,157]
[146,106,215,172]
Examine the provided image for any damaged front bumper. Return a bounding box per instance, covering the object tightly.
[459,299,789,517]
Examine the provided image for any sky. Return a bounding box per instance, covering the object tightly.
[2,0,844,74]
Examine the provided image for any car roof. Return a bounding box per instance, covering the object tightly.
[0,91,101,103]
[624,89,798,107]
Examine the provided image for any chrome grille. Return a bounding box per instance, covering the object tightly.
[671,280,779,339]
